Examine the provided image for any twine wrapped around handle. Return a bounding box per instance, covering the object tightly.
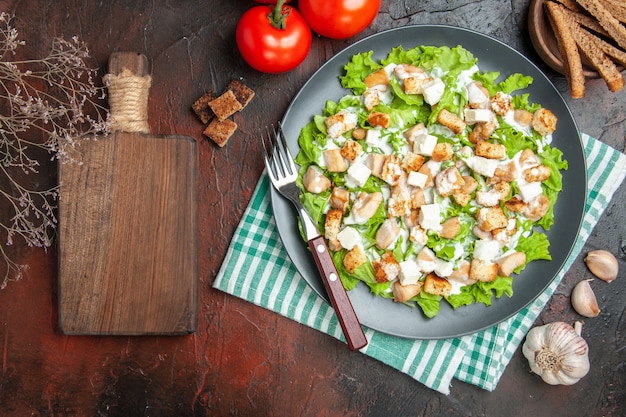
[103,68,152,134]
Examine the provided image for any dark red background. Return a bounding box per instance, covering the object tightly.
[0,1,624,416]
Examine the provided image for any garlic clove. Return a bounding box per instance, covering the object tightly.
[571,279,600,317]
[584,249,618,283]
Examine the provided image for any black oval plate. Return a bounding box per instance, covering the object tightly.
[272,25,587,339]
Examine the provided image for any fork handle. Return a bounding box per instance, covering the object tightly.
[308,236,368,351]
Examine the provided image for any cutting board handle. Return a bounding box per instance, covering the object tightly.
[105,52,151,134]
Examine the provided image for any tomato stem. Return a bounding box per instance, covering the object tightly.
[268,0,288,30]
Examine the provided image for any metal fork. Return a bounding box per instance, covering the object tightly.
[261,123,367,351]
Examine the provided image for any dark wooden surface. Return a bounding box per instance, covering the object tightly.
[1,1,624,416]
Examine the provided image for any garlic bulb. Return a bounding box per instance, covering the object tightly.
[522,321,590,385]
[571,279,600,317]
[585,250,619,283]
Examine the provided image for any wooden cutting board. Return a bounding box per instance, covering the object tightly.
[58,52,198,335]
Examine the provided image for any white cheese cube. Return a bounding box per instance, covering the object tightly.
[422,78,445,105]
[434,258,454,277]
[518,182,543,202]
[474,239,501,261]
[467,82,489,106]
[464,108,493,124]
[365,128,381,147]
[413,133,438,156]
[418,204,440,230]
[465,156,499,177]
[407,171,428,188]
[346,162,371,187]
[399,260,421,285]
[337,227,361,250]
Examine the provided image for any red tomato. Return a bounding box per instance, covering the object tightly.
[253,0,291,3]
[298,0,381,39]
[236,3,311,73]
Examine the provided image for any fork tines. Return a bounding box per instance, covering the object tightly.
[261,122,296,181]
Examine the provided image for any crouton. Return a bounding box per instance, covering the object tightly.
[402,152,426,172]
[423,273,452,297]
[203,118,237,147]
[343,245,367,274]
[431,142,453,162]
[351,127,367,140]
[227,79,255,108]
[452,192,472,207]
[469,259,499,282]
[192,91,216,124]
[475,139,507,160]
[208,90,243,121]
[476,206,509,232]
[437,109,466,134]
[324,209,342,242]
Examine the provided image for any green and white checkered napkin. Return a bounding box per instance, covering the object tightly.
[213,133,625,394]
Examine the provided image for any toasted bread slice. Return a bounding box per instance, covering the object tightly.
[575,0,626,50]
[192,91,216,124]
[553,0,584,12]
[546,1,586,98]
[208,90,243,121]
[594,35,626,67]
[572,24,625,91]
[203,118,238,147]
[564,8,609,36]
[227,79,255,108]
[599,0,626,25]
